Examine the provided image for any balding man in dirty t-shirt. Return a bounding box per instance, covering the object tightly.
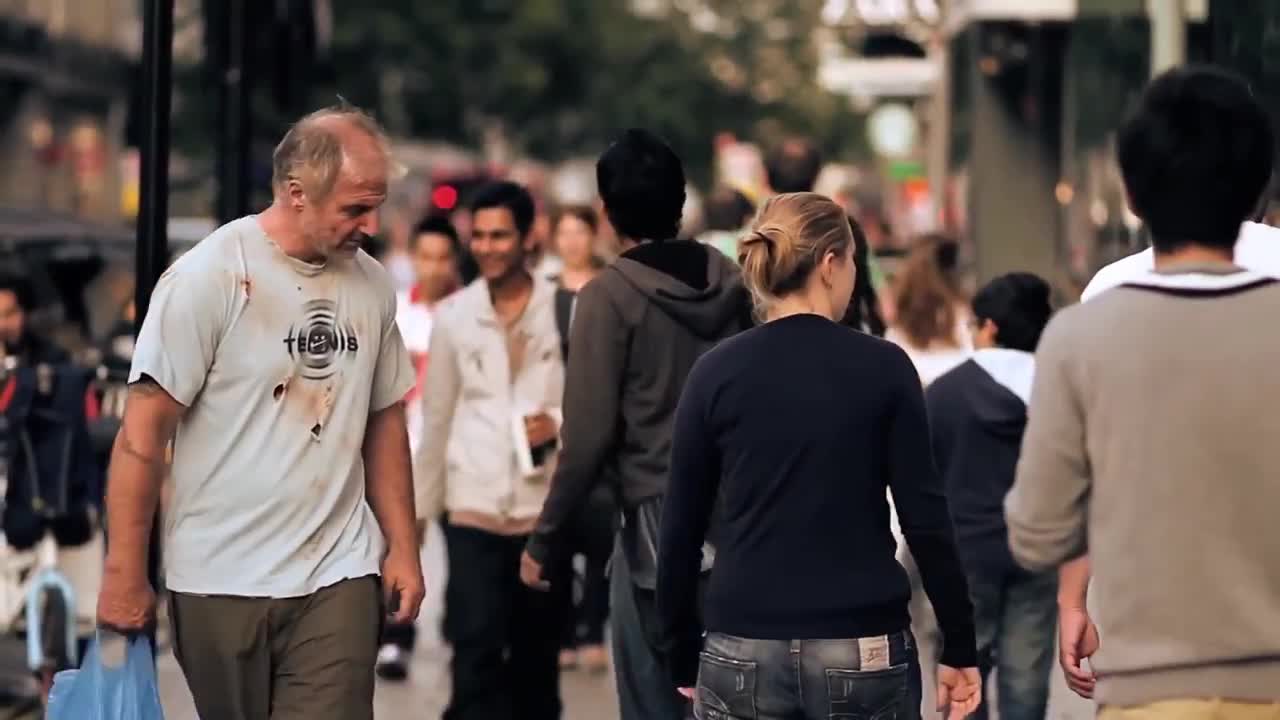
[96,106,423,720]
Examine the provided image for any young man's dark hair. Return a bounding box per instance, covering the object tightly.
[765,137,822,194]
[703,186,755,233]
[471,181,536,238]
[596,129,686,241]
[413,214,461,252]
[971,272,1052,353]
[0,271,33,311]
[1118,65,1275,253]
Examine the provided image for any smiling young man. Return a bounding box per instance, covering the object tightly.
[96,106,424,720]
[416,181,567,720]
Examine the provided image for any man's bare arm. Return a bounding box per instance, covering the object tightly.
[363,401,417,556]
[103,377,185,583]
[1059,555,1091,610]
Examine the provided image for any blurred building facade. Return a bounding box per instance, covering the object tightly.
[0,0,139,222]
[942,0,1280,297]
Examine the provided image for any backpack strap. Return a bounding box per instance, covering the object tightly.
[554,287,576,362]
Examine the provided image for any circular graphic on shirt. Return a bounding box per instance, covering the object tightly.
[282,299,360,380]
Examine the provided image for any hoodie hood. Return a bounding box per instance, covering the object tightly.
[613,240,750,338]
[959,350,1034,436]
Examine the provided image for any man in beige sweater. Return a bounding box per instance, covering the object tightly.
[1006,65,1280,719]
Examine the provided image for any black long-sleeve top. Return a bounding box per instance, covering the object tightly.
[655,313,977,687]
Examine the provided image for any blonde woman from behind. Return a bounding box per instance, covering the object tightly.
[656,193,981,720]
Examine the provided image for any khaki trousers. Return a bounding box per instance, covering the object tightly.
[170,575,382,720]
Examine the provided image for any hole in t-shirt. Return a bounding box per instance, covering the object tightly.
[273,383,286,401]
[310,422,322,439]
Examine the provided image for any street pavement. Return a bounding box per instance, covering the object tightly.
[157,641,620,720]
[157,641,1091,719]
[153,520,1094,719]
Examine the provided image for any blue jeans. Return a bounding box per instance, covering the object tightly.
[693,631,922,720]
[968,567,1057,720]
[610,541,689,720]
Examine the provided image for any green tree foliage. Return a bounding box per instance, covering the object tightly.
[321,0,866,185]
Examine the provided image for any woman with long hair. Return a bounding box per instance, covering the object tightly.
[887,235,971,385]
[551,205,606,292]
[656,193,980,720]
[548,205,614,674]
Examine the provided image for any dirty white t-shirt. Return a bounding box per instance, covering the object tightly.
[130,216,415,598]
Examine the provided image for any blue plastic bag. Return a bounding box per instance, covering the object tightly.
[47,632,165,720]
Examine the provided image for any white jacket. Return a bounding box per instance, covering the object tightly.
[414,276,565,522]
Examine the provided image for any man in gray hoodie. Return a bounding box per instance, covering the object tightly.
[520,129,752,719]
[1005,65,1280,719]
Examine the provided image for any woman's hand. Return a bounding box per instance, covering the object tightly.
[936,665,982,719]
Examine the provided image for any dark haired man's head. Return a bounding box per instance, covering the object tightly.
[0,272,31,348]
[1118,65,1275,254]
[971,272,1053,353]
[704,186,756,232]
[411,215,462,301]
[765,138,822,194]
[471,182,535,237]
[596,129,686,242]
[469,181,538,284]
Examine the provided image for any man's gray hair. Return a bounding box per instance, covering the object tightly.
[271,103,395,199]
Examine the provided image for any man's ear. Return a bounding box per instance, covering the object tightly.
[980,318,1000,345]
[287,178,307,211]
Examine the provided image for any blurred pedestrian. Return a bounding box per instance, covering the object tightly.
[887,236,971,386]
[396,216,464,457]
[546,205,614,674]
[764,137,823,195]
[883,233,971,716]
[657,192,981,720]
[0,273,68,365]
[551,205,606,294]
[521,129,752,720]
[926,273,1055,720]
[696,186,755,263]
[96,105,424,720]
[1007,65,1280,717]
[416,181,567,720]
[375,215,464,682]
[840,217,888,336]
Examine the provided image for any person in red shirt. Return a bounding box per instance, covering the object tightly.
[377,215,463,681]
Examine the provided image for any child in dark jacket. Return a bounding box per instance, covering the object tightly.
[925,272,1055,720]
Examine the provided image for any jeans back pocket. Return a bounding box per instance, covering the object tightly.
[696,652,758,720]
[826,663,908,720]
